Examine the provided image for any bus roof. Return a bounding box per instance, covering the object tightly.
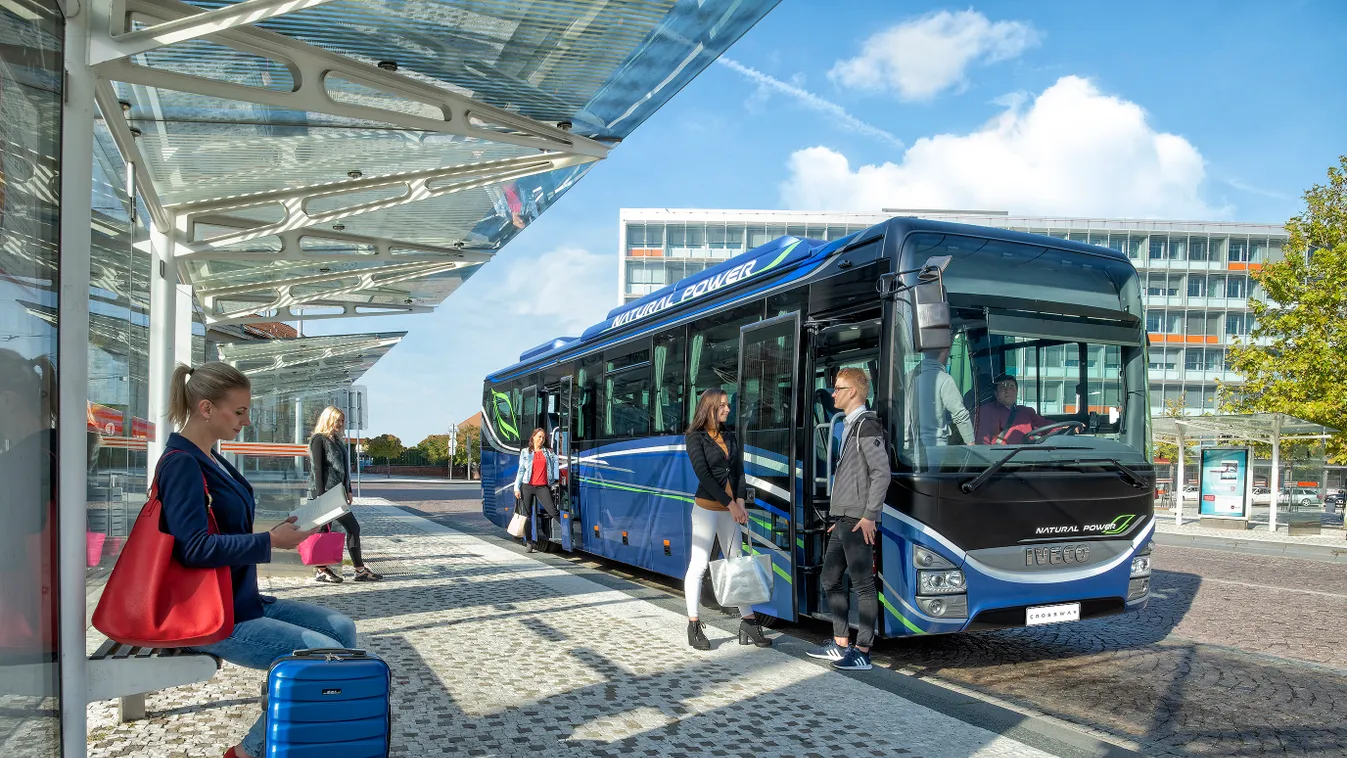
[487,217,1133,380]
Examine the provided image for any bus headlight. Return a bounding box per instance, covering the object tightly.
[913,546,956,569]
[1130,555,1151,578]
[916,595,968,618]
[918,569,966,595]
[1128,577,1150,601]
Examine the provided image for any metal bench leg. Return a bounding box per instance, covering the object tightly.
[119,694,147,722]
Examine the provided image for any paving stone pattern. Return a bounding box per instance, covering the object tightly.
[87,500,1054,758]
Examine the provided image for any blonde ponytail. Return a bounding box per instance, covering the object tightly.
[168,362,250,429]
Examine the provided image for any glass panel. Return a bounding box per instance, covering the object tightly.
[687,303,762,429]
[652,330,685,434]
[603,347,651,439]
[1188,237,1207,261]
[0,0,64,747]
[1228,237,1249,262]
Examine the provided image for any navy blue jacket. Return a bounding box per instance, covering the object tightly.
[159,433,272,623]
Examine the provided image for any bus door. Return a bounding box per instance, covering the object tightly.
[803,320,882,620]
[554,376,576,551]
[736,313,800,622]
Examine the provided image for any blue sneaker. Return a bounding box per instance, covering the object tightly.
[806,641,849,661]
[833,647,872,671]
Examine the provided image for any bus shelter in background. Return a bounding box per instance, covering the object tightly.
[1151,413,1337,531]
[217,332,400,508]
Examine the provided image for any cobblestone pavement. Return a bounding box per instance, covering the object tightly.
[390,483,1347,758]
[1153,513,1347,549]
[85,496,1070,758]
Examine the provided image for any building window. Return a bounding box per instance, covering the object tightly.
[1149,237,1166,259]
[1207,275,1226,297]
[1188,238,1208,261]
[1185,349,1203,371]
[1188,275,1206,297]
[1227,276,1247,298]
[1170,236,1187,259]
[1228,238,1250,262]
[1146,312,1163,332]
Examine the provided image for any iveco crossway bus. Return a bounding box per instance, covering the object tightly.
[480,217,1154,637]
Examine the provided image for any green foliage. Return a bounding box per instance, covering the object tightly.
[363,433,404,461]
[416,434,450,464]
[1153,394,1195,467]
[451,425,481,467]
[1224,156,1347,463]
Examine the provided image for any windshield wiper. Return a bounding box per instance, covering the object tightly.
[1077,457,1150,489]
[960,446,1064,494]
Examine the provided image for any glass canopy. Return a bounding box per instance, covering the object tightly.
[96,0,781,325]
[217,330,406,396]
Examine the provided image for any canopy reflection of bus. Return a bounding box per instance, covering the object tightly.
[480,217,1155,638]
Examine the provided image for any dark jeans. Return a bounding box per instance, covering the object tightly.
[521,484,557,548]
[821,516,878,649]
[320,511,364,568]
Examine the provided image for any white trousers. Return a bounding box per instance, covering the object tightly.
[684,505,752,619]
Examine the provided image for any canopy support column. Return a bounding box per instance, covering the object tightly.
[146,215,178,474]
[58,7,95,755]
[294,398,305,479]
[1174,423,1186,526]
[1269,415,1282,532]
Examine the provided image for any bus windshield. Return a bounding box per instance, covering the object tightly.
[897,306,1149,472]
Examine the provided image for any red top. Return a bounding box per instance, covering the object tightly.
[529,450,548,485]
[975,402,1052,444]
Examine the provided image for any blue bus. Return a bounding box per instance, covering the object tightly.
[480,217,1154,637]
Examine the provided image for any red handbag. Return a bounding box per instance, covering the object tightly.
[92,452,234,647]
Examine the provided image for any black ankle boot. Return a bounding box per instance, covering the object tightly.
[687,620,710,650]
[739,617,772,647]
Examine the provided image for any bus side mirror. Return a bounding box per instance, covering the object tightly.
[910,280,951,352]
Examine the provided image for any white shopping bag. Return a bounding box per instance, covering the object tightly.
[709,552,774,607]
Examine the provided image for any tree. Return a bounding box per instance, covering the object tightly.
[451,425,481,468]
[1224,155,1347,463]
[416,434,450,465]
[1153,393,1195,470]
[364,433,404,462]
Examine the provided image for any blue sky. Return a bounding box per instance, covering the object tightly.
[310,0,1347,444]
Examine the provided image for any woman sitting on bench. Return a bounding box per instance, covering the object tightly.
[162,361,358,758]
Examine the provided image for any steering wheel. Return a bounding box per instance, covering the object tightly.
[1023,421,1085,444]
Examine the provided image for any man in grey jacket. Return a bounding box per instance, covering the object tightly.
[905,348,973,468]
[806,367,890,671]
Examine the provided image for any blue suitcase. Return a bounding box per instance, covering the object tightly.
[265,648,391,757]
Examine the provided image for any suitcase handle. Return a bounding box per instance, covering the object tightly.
[291,648,368,657]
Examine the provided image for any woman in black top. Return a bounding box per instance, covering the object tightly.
[308,406,382,583]
[682,388,771,650]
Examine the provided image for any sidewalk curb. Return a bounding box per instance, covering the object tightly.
[1154,531,1347,563]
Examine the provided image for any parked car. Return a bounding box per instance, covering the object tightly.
[1181,484,1199,502]
[1278,487,1322,508]
[1251,486,1272,506]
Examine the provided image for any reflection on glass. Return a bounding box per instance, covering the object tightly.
[0,0,64,752]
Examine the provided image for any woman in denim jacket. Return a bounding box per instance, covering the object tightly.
[513,427,560,552]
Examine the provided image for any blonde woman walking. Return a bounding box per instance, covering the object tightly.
[308,406,382,583]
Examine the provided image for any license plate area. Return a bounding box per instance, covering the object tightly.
[1025,602,1081,626]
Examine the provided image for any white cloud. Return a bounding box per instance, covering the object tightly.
[829,10,1039,101]
[494,245,616,334]
[781,76,1217,220]
[716,57,904,148]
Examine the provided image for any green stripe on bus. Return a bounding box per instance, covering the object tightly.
[577,477,694,503]
[760,240,799,273]
[879,592,925,635]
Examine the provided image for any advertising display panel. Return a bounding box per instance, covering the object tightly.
[1198,447,1250,518]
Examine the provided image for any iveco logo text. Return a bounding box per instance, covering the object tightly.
[1025,545,1090,566]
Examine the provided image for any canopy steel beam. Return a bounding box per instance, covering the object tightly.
[174,152,589,252]
[93,78,169,229]
[177,217,494,264]
[199,259,465,300]
[95,0,613,158]
[90,0,341,65]
[208,299,434,326]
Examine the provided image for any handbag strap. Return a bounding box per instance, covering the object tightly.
[151,450,217,532]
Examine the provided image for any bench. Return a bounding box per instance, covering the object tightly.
[87,639,221,722]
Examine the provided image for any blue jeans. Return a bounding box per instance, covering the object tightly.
[191,598,357,756]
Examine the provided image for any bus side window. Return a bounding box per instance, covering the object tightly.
[687,303,762,427]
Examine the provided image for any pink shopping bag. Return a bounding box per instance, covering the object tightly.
[297,528,344,566]
[86,531,106,567]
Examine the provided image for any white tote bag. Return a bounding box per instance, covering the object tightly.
[506,512,528,538]
[709,552,774,607]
